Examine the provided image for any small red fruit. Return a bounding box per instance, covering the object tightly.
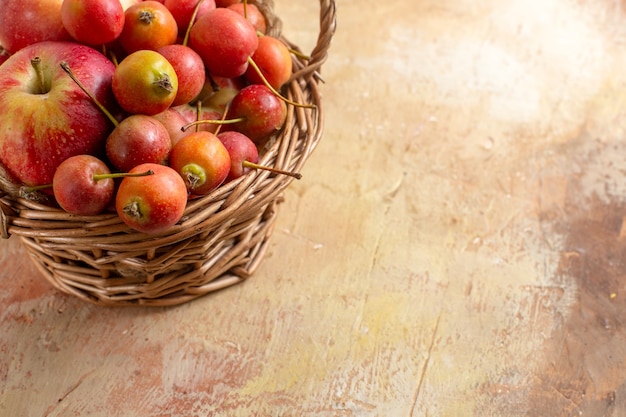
[157,44,206,106]
[169,131,231,195]
[118,0,178,54]
[226,84,287,143]
[227,3,267,34]
[217,131,259,182]
[53,154,115,215]
[163,0,216,35]
[245,35,292,90]
[112,49,178,115]
[106,114,172,172]
[116,163,187,234]
[189,7,258,78]
[61,0,125,46]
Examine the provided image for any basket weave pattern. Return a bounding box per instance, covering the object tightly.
[0,0,337,307]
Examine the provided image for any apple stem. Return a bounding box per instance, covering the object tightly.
[195,101,202,133]
[183,0,206,46]
[247,57,316,109]
[242,160,302,180]
[243,0,248,19]
[22,183,52,193]
[59,62,119,127]
[92,169,154,182]
[31,57,47,94]
[181,117,246,132]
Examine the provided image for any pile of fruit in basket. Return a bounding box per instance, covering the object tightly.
[0,0,308,234]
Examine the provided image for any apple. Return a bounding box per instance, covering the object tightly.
[163,0,216,36]
[0,0,71,54]
[52,154,116,215]
[116,163,188,234]
[0,41,116,186]
[169,131,231,195]
[217,131,259,182]
[61,0,126,46]
[245,35,292,90]
[225,84,287,143]
[189,7,259,78]
[112,49,179,115]
[157,44,206,106]
[227,2,267,34]
[152,108,190,146]
[106,114,172,172]
[119,0,178,54]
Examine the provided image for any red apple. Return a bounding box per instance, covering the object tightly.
[225,84,287,143]
[152,108,190,146]
[116,163,188,234]
[245,35,292,90]
[52,155,116,215]
[61,0,126,46]
[189,7,258,78]
[106,114,172,172]
[157,44,206,106]
[118,1,178,54]
[0,0,71,54]
[227,2,267,34]
[112,49,179,115]
[0,41,116,186]
[169,131,231,195]
[163,0,216,36]
[217,131,259,182]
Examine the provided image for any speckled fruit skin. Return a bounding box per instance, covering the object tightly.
[0,0,71,54]
[115,163,188,234]
[189,7,259,78]
[0,41,116,186]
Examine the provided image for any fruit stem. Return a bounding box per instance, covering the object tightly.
[31,57,47,94]
[183,0,206,46]
[92,169,154,182]
[60,62,119,127]
[247,57,315,109]
[22,183,52,192]
[181,117,246,132]
[242,160,302,180]
[243,0,248,19]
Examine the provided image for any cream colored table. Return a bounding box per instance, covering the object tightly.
[3,0,626,415]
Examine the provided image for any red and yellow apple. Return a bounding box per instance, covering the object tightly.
[0,41,116,186]
[0,0,71,54]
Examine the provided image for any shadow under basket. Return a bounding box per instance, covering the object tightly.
[0,0,337,307]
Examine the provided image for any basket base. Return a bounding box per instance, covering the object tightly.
[20,199,281,307]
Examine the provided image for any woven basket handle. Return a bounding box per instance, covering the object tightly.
[289,0,337,81]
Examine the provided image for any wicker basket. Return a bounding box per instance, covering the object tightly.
[0,0,337,307]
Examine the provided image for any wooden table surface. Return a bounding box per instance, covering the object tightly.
[3,0,626,415]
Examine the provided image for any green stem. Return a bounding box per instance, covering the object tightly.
[31,57,46,94]
[242,160,302,179]
[247,57,316,109]
[181,117,246,132]
[60,62,119,127]
[183,0,205,46]
[92,169,154,182]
